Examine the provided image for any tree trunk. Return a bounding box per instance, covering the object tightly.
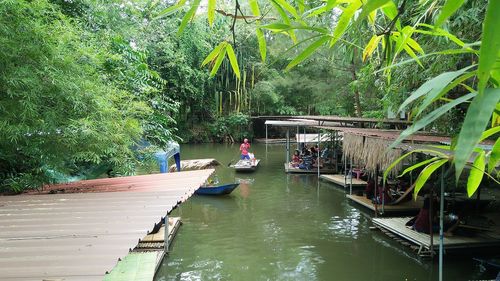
[350,63,362,118]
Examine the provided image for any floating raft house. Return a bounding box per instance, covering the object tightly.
[0,169,214,281]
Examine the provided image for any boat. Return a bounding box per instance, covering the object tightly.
[195,183,240,195]
[231,159,261,172]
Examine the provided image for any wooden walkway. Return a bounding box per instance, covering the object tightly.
[0,170,214,281]
[373,217,500,252]
[284,163,335,174]
[346,194,423,214]
[320,174,367,188]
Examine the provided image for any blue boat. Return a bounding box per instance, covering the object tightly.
[195,183,240,195]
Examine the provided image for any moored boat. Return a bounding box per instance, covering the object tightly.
[231,159,261,172]
[195,183,240,195]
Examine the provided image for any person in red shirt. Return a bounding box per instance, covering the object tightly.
[240,138,251,160]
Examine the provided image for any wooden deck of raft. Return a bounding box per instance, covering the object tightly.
[373,217,500,252]
[320,174,367,188]
[346,194,423,214]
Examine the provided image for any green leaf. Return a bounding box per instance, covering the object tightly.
[207,0,216,26]
[477,0,500,93]
[256,28,267,62]
[362,34,382,61]
[177,0,201,35]
[391,92,477,148]
[305,0,337,18]
[270,0,297,42]
[398,65,476,113]
[381,1,400,30]
[455,88,500,180]
[209,45,227,77]
[201,42,226,67]
[467,150,485,197]
[286,35,330,70]
[403,44,423,67]
[479,125,500,142]
[415,71,477,117]
[414,159,448,200]
[225,44,240,79]
[330,0,362,47]
[435,0,466,26]
[261,23,291,32]
[416,24,466,48]
[383,149,448,181]
[156,0,187,18]
[399,157,440,178]
[249,0,260,16]
[273,0,299,18]
[358,0,390,21]
[488,137,500,173]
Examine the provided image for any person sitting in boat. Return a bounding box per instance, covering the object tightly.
[299,150,313,170]
[240,138,251,160]
[372,183,394,204]
[290,149,301,168]
[411,197,460,236]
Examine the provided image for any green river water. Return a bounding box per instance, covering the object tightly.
[154,143,495,281]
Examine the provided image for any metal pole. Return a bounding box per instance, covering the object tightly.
[349,157,353,195]
[382,178,385,214]
[164,214,169,252]
[297,126,299,150]
[317,126,321,178]
[344,153,347,192]
[286,129,290,166]
[439,166,445,281]
[265,124,268,154]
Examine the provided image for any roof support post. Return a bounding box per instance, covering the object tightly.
[286,129,290,166]
[317,123,321,178]
[265,124,268,154]
[439,165,445,281]
[349,157,353,195]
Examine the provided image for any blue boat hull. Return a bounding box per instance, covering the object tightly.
[195,183,240,195]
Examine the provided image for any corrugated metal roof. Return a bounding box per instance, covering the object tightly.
[0,169,214,281]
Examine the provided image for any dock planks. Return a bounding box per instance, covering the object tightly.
[320,174,367,187]
[346,194,423,214]
[373,217,500,251]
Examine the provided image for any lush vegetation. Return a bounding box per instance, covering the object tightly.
[1,0,498,193]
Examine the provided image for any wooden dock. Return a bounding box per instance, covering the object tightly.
[346,194,423,214]
[0,170,214,281]
[104,217,182,280]
[320,174,367,188]
[373,217,500,253]
[284,163,335,174]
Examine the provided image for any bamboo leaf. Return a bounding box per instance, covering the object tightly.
[398,65,476,113]
[435,0,466,26]
[403,45,423,67]
[415,70,476,117]
[467,150,485,197]
[261,23,291,32]
[207,0,216,26]
[201,42,226,67]
[256,28,267,62]
[479,125,500,142]
[416,24,466,48]
[381,1,400,30]
[305,0,337,18]
[177,0,201,35]
[414,159,448,200]
[156,0,187,18]
[399,157,440,178]
[286,35,330,71]
[270,0,297,42]
[210,46,227,77]
[406,38,424,54]
[477,0,500,93]
[362,35,382,62]
[226,43,240,80]
[488,137,500,173]
[455,88,500,180]
[358,0,390,21]
[273,0,299,18]
[391,93,477,148]
[249,0,260,16]
[383,149,448,181]
[330,0,362,47]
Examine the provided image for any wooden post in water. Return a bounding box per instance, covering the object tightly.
[439,166,445,281]
[374,165,379,218]
[286,129,290,166]
[317,124,321,178]
[164,214,169,252]
[296,126,299,150]
[429,189,434,258]
[265,124,268,154]
[349,157,353,195]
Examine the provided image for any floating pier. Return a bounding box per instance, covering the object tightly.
[320,174,367,188]
[346,194,423,214]
[284,163,335,174]
[373,217,500,255]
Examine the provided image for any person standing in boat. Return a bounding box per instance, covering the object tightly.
[240,138,251,160]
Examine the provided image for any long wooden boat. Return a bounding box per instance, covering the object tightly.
[195,183,240,195]
[231,159,261,172]
[284,163,335,174]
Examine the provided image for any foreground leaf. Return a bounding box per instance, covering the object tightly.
[362,35,382,61]
[467,150,485,197]
[201,42,226,67]
[330,0,362,47]
[226,44,240,79]
[435,0,466,26]
[488,137,500,173]
[177,0,201,35]
[207,0,216,26]
[256,28,267,62]
[414,159,448,200]
[249,0,260,16]
[358,0,391,21]
[383,149,448,181]
[477,0,500,93]
[286,35,330,70]
[399,157,440,178]
[455,88,500,180]
[209,46,227,77]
